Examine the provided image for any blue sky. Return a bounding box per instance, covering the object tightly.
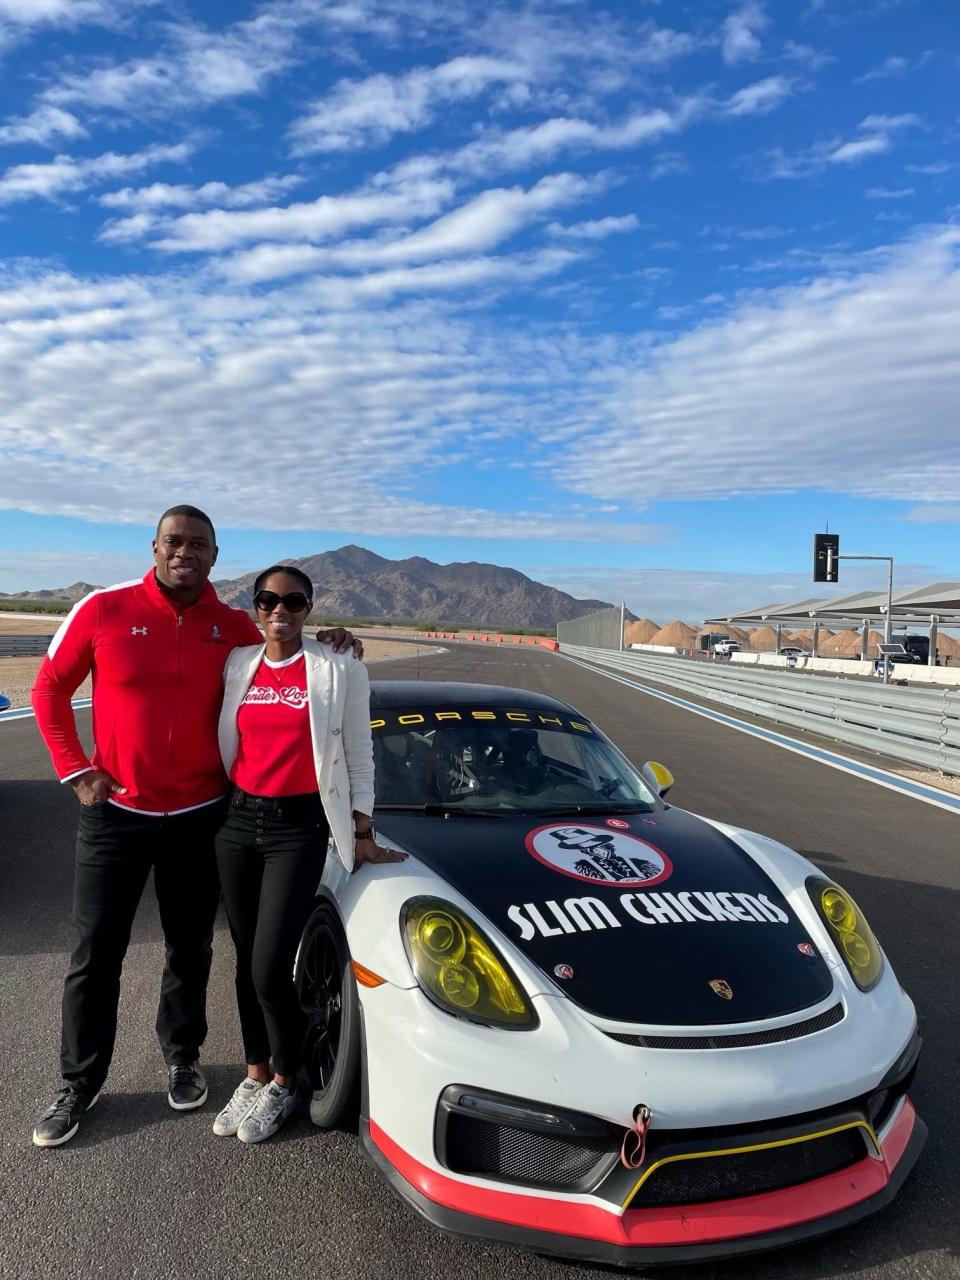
[0,0,957,621]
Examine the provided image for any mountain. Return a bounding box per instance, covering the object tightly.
[0,581,102,603]
[213,545,616,628]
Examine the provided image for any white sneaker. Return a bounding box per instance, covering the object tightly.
[212,1078,263,1137]
[236,1081,296,1144]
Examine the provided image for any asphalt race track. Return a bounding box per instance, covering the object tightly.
[2,644,957,1280]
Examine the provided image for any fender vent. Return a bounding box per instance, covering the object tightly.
[605,1001,844,1050]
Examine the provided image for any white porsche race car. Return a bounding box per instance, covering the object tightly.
[295,681,924,1266]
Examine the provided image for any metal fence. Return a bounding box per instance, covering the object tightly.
[560,643,960,776]
[0,634,53,657]
[557,606,622,650]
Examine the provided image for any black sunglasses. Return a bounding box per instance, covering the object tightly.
[253,590,311,613]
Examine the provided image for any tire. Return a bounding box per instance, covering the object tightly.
[295,900,361,1130]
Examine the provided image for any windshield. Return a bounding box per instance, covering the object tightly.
[372,706,658,813]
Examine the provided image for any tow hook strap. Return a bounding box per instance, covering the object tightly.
[620,1104,652,1169]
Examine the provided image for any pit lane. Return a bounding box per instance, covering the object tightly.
[1,643,955,1280]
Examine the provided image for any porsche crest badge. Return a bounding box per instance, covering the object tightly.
[709,978,733,1000]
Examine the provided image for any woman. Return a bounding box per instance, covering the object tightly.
[212,565,403,1144]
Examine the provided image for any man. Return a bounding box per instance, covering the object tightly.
[30,506,360,1146]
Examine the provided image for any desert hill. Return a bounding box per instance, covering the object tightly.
[214,545,615,629]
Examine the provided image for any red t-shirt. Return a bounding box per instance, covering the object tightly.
[231,653,318,797]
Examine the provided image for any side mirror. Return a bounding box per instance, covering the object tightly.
[642,760,675,798]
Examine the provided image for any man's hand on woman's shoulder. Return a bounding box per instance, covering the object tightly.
[315,627,364,659]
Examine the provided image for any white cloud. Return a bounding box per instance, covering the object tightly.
[443,101,698,179]
[900,505,960,523]
[219,244,578,292]
[723,76,794,117]
[860,54,936,84]
[0,0,111,18]
[760,111,920,179]
[0,261,667,542]
[208,173,596,283]
[866,186,913,199]
[39,4,315,115]
[96,175,305,243]
[721,3,767,65]
[855,55,910,82]
[153,175,454,253]
[555,227,960,508]
[0,141,192,205]
[829,135,889,164]
[0,0,143,46]
[0,105,86,147]
[781,41,833,70]
[859,113,922,132]
[905,161,951,176]
[99,175,303,213]
[362,174,595,263]
[289,56,529,154]
[547,214,639,240]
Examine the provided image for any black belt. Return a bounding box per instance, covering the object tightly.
[230,787,325,821]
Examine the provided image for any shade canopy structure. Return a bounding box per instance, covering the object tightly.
[708,581,960,630]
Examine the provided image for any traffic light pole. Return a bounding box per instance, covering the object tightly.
[828,550,894,684]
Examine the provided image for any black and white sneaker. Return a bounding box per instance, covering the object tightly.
[167,1062,208,1111]
[33,1086,101,1147]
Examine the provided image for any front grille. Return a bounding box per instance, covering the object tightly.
[605,1002,844,1050]
[629,1126,868,1208]
[444,1112,616,1190]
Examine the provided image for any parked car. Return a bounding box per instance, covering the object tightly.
[712,640,741,656]
[778,646,810,658]
[295,680,924,1267]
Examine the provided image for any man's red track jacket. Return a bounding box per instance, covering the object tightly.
[31,570,262,815]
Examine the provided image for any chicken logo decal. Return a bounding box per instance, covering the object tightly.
[525,824,672,888]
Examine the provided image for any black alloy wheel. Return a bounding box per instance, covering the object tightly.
[295,902,361,1129]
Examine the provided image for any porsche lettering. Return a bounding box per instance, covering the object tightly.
[369,709,596,733]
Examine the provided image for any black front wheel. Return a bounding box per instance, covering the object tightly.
[295,901,361,1129]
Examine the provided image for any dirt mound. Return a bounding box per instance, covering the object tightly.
[749,626,780,652]
[624,617,659,645]
[650,620,697,647]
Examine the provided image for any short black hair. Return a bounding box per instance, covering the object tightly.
[253,564,314,599]
[156,505,217,545]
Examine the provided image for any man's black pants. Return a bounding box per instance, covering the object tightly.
[61,799,225,1095]
[214,790,328,1078]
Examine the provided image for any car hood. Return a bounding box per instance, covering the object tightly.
[376,806,834,1025]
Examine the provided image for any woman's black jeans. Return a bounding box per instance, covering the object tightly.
[215,789,329,1077]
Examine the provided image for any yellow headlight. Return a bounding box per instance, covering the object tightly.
[417,910,467,964]
[402,897,538,1029]
[808,877,883,991]
[821,888,857,932]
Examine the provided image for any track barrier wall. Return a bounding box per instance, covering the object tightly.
[556,607,623,650]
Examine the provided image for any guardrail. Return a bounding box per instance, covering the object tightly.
[0,634,53,657]
[560,644,960,776]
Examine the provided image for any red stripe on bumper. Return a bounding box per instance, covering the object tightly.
[369,1099,917,1248]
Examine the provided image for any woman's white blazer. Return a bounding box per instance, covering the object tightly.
[218,637,375,873]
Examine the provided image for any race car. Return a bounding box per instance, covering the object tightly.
[295,681,924,1266]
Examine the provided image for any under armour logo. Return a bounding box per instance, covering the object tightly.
[131,626,148,636]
